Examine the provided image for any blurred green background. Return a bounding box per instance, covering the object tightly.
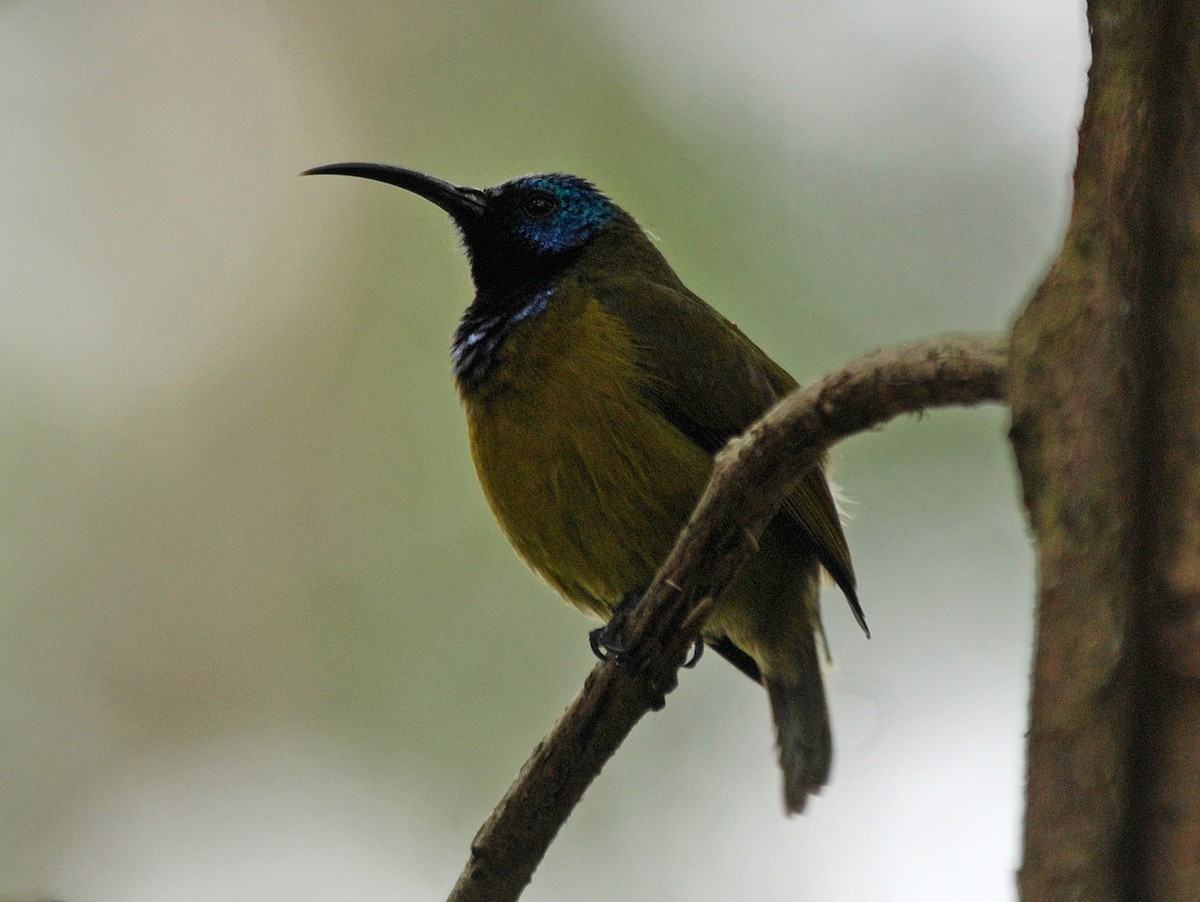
[1,1,1085,899]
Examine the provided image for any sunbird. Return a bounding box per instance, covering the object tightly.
[304,163,867,813]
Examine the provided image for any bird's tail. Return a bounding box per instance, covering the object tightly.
[764,633,832,815]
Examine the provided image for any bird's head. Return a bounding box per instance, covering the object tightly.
[303,163,621,298]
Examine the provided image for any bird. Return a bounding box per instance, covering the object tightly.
[303,162,867,814]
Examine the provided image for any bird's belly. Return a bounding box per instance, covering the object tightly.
[464,382,711,619]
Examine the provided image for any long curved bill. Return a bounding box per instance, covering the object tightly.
[301,162,486,223]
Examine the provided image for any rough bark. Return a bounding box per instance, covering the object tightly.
[1011,2,1200,899]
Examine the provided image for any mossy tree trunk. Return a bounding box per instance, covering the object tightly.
[1010,2,1200,899]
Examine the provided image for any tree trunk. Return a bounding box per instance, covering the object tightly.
[1010,2,1200,899]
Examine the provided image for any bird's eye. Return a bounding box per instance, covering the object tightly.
[521,192,558,219]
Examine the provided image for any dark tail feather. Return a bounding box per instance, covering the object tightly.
[765,643,832,815]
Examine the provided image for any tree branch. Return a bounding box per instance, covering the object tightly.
[447,333,1008,902]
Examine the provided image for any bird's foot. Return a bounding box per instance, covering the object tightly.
[589,588,640,664]
[588,588,704,670]
[588,622,627,663]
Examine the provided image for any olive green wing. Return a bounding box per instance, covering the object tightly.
[781,470,868,636]
[597,278,867,635]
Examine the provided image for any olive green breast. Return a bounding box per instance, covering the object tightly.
[460,281,712,619]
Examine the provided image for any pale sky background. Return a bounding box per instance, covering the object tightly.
[1,2,1086,900]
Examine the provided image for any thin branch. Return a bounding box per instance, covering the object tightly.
[446,333,1008,902]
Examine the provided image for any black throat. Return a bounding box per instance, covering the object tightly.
[451,246,585,394]
[451,287,552,392]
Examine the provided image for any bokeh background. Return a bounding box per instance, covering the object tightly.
[1,2,1086,900]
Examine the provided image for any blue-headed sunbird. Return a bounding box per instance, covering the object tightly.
[304,163,867,813]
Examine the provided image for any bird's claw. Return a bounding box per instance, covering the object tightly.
[589,588,643,665]
[589,624,628,663]
[590,624,704,671]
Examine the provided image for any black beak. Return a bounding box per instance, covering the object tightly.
[301,162,487,224]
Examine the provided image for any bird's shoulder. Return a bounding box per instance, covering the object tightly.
[586,274,796,450]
